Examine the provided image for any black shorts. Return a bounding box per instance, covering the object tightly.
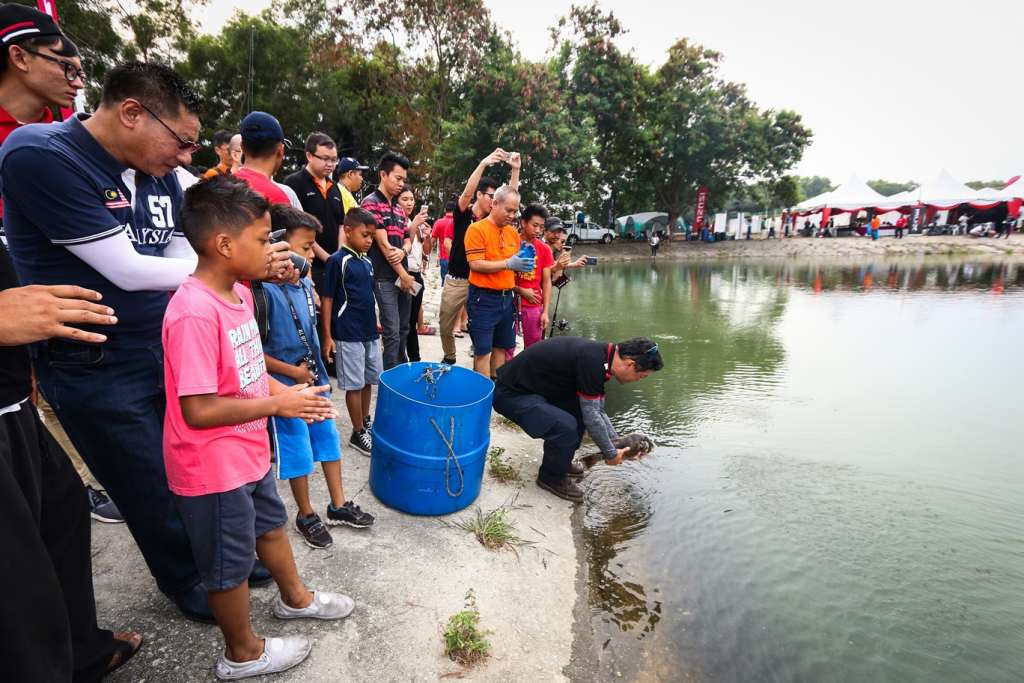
[173,467,288,592]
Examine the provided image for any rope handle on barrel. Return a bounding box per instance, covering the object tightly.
[430,415,464,498]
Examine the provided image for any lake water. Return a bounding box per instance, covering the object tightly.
[557,258,1024,682]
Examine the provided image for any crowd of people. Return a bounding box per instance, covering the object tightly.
[0,5,663,680]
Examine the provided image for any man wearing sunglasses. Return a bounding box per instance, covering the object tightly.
[0,61,290,625]
[493,336,663,502]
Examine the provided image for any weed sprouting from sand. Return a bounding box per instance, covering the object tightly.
[443,589,491,666]
[451,504,533,552]
[487,446,521,484]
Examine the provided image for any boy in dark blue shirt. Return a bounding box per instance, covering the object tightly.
[321,208,382,456]
[264,206,374,550]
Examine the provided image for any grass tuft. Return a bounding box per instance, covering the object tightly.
[451,505,534,552]
[487,446,521,484]
[443,589,491,666]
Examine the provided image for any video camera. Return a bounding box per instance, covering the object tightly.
[270,229,312,280]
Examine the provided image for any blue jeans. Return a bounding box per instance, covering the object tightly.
[373,278,410,370]
[492,385,585,483]
[439,258,449,283]
[35,341,200,596]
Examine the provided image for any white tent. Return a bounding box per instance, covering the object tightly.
[913,169,981,209]
[995,176,1024,200]
[796,190,832,211]
[818,174,886,211]
[874,187,919,210]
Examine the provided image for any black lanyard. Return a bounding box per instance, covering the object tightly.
[286,284,316,361]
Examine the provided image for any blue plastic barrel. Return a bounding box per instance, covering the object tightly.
[369,362,494,516]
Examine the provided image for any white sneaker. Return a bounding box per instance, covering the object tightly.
[273,590,354,620]
[215,636,311,680]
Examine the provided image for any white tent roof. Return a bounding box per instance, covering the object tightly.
[796,189,832,210]
[874,187,919,210]
[975,187,1001,198]
[819,174,886,211]
[996,176,1024,200]
[913,169,981,208]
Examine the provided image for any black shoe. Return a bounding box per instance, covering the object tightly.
[326,501,375,528]
[350,429,372,456]
[86,486,124,523]
[296,513,333,549]
[441,356,456,365]
[171,584,215,624]
[248,558,273,588]
[565,461,585,479]
[536,475,584,503]
[363,415,372,431]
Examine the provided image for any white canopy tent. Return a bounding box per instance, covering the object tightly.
[996,176,1024,200]
[797,175,885,213]
[911,169,982,209]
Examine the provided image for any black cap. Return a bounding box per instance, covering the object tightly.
[0,4,63,44]
[544,216,566,232]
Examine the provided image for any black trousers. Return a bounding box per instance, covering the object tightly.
[492,385,585,483]
[0,402,115,682]
[406,271,425,362]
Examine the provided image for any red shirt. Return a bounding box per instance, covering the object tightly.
[515,238,554,308]
[432,213,454,260]
[233,167,290,205]
[0,105,55,219]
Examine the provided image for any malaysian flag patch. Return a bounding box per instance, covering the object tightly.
[103,188,130,209]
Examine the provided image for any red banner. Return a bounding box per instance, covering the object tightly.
[36,0,58,22]
[694,186,709,230]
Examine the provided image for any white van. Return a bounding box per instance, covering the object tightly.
[562,219,616,245]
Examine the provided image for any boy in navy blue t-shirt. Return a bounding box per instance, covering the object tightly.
[264,206,374,550]
[321,208,382,456]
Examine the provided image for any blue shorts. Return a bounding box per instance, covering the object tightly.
[466,285,516,356]
[270,415,342,480]
[173,467,288,592]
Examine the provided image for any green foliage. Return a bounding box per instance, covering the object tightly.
[486,446,521,484]
[451,505,533,551]
[442,589,491,666]
[867,179,916,196]
[795,175,835,202]
[966,179,1008,190]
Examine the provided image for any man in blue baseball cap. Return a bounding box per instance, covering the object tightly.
[233,110,294,206]
[335,156,368,214]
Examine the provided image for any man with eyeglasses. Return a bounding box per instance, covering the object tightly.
[493,336,664,502]
[0,61,290,624]
[284,132,348,290]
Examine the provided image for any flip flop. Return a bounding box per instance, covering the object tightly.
[454,330,465,338]
[418,325,437,335]
[105,631,144,676]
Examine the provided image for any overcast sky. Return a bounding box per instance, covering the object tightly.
[205,0,1023,185]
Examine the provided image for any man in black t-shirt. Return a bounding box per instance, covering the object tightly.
[494,336,664,502]
[438,148,519,364]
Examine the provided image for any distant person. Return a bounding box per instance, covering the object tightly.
[493,336,663,502]
[202,129,234,178]
[767,220,776,239]
[895,215,907,239]
[432,201,455,282]
[321,208,383,458]
[545,217,587,279]
[229,133,242,169]
[649,231,660,256]
[263,205,374,551]
[284,132,346,290]
[166,176,351,679]
[870,215,880,241]
[361,151,416,369]
[745,218,752,240]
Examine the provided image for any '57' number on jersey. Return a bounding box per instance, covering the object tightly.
[148,195,174,229]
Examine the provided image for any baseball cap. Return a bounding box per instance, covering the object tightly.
[240,111,291,148]
[337,157,369,174]
[0,5,63,45]
[544,216,566,232]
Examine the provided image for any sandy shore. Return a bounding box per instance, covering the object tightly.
[575,233,1024,262]
[98,265,586,682]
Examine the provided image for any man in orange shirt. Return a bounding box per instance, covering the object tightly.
[201,129,233,178]
[870,215,881,241]
[465,186,534,377]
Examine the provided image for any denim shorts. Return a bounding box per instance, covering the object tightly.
[466,285,516,355]
[270,415,342,480]
[173,467,288,592]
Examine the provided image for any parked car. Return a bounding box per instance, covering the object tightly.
[562,218,616,244]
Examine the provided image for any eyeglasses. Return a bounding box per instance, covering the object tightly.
[20,47,85,83]
[135,100,202,153]
[310,153,339,165]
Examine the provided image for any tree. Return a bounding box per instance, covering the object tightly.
[639,39,812,232]
[867,179,916,196]
[795,175,834,202]
[966,179,1008,190]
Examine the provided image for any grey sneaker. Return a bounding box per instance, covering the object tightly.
[215,635,311,680]
[296,513,333,549]
[326,501,375,528]
[273,590,354,621]
[87,486,124,523]
[350,429,372,456]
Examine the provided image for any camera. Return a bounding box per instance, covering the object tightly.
[554,319,570,331]
[270,229,311,279]
[298,355,320,383]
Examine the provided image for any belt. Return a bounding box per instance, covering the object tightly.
[470,284,514,297]
[445,274,467,281]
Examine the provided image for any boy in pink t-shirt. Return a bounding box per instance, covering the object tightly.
[164,176,351,680]
[513,204,555,350]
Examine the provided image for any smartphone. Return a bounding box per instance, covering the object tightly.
[397,276,423,297]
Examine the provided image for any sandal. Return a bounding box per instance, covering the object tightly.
[453,330,465,338]
[418,325,437,335]
[105,631,144,676]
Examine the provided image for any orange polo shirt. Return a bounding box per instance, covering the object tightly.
[465,216,519,290]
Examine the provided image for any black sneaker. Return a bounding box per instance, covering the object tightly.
[326,501,375,528]
[87,486,124,523]
[296,513,333,549]
[441,356,456,365]
[363,415,372,431]
[350,429,372,456]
